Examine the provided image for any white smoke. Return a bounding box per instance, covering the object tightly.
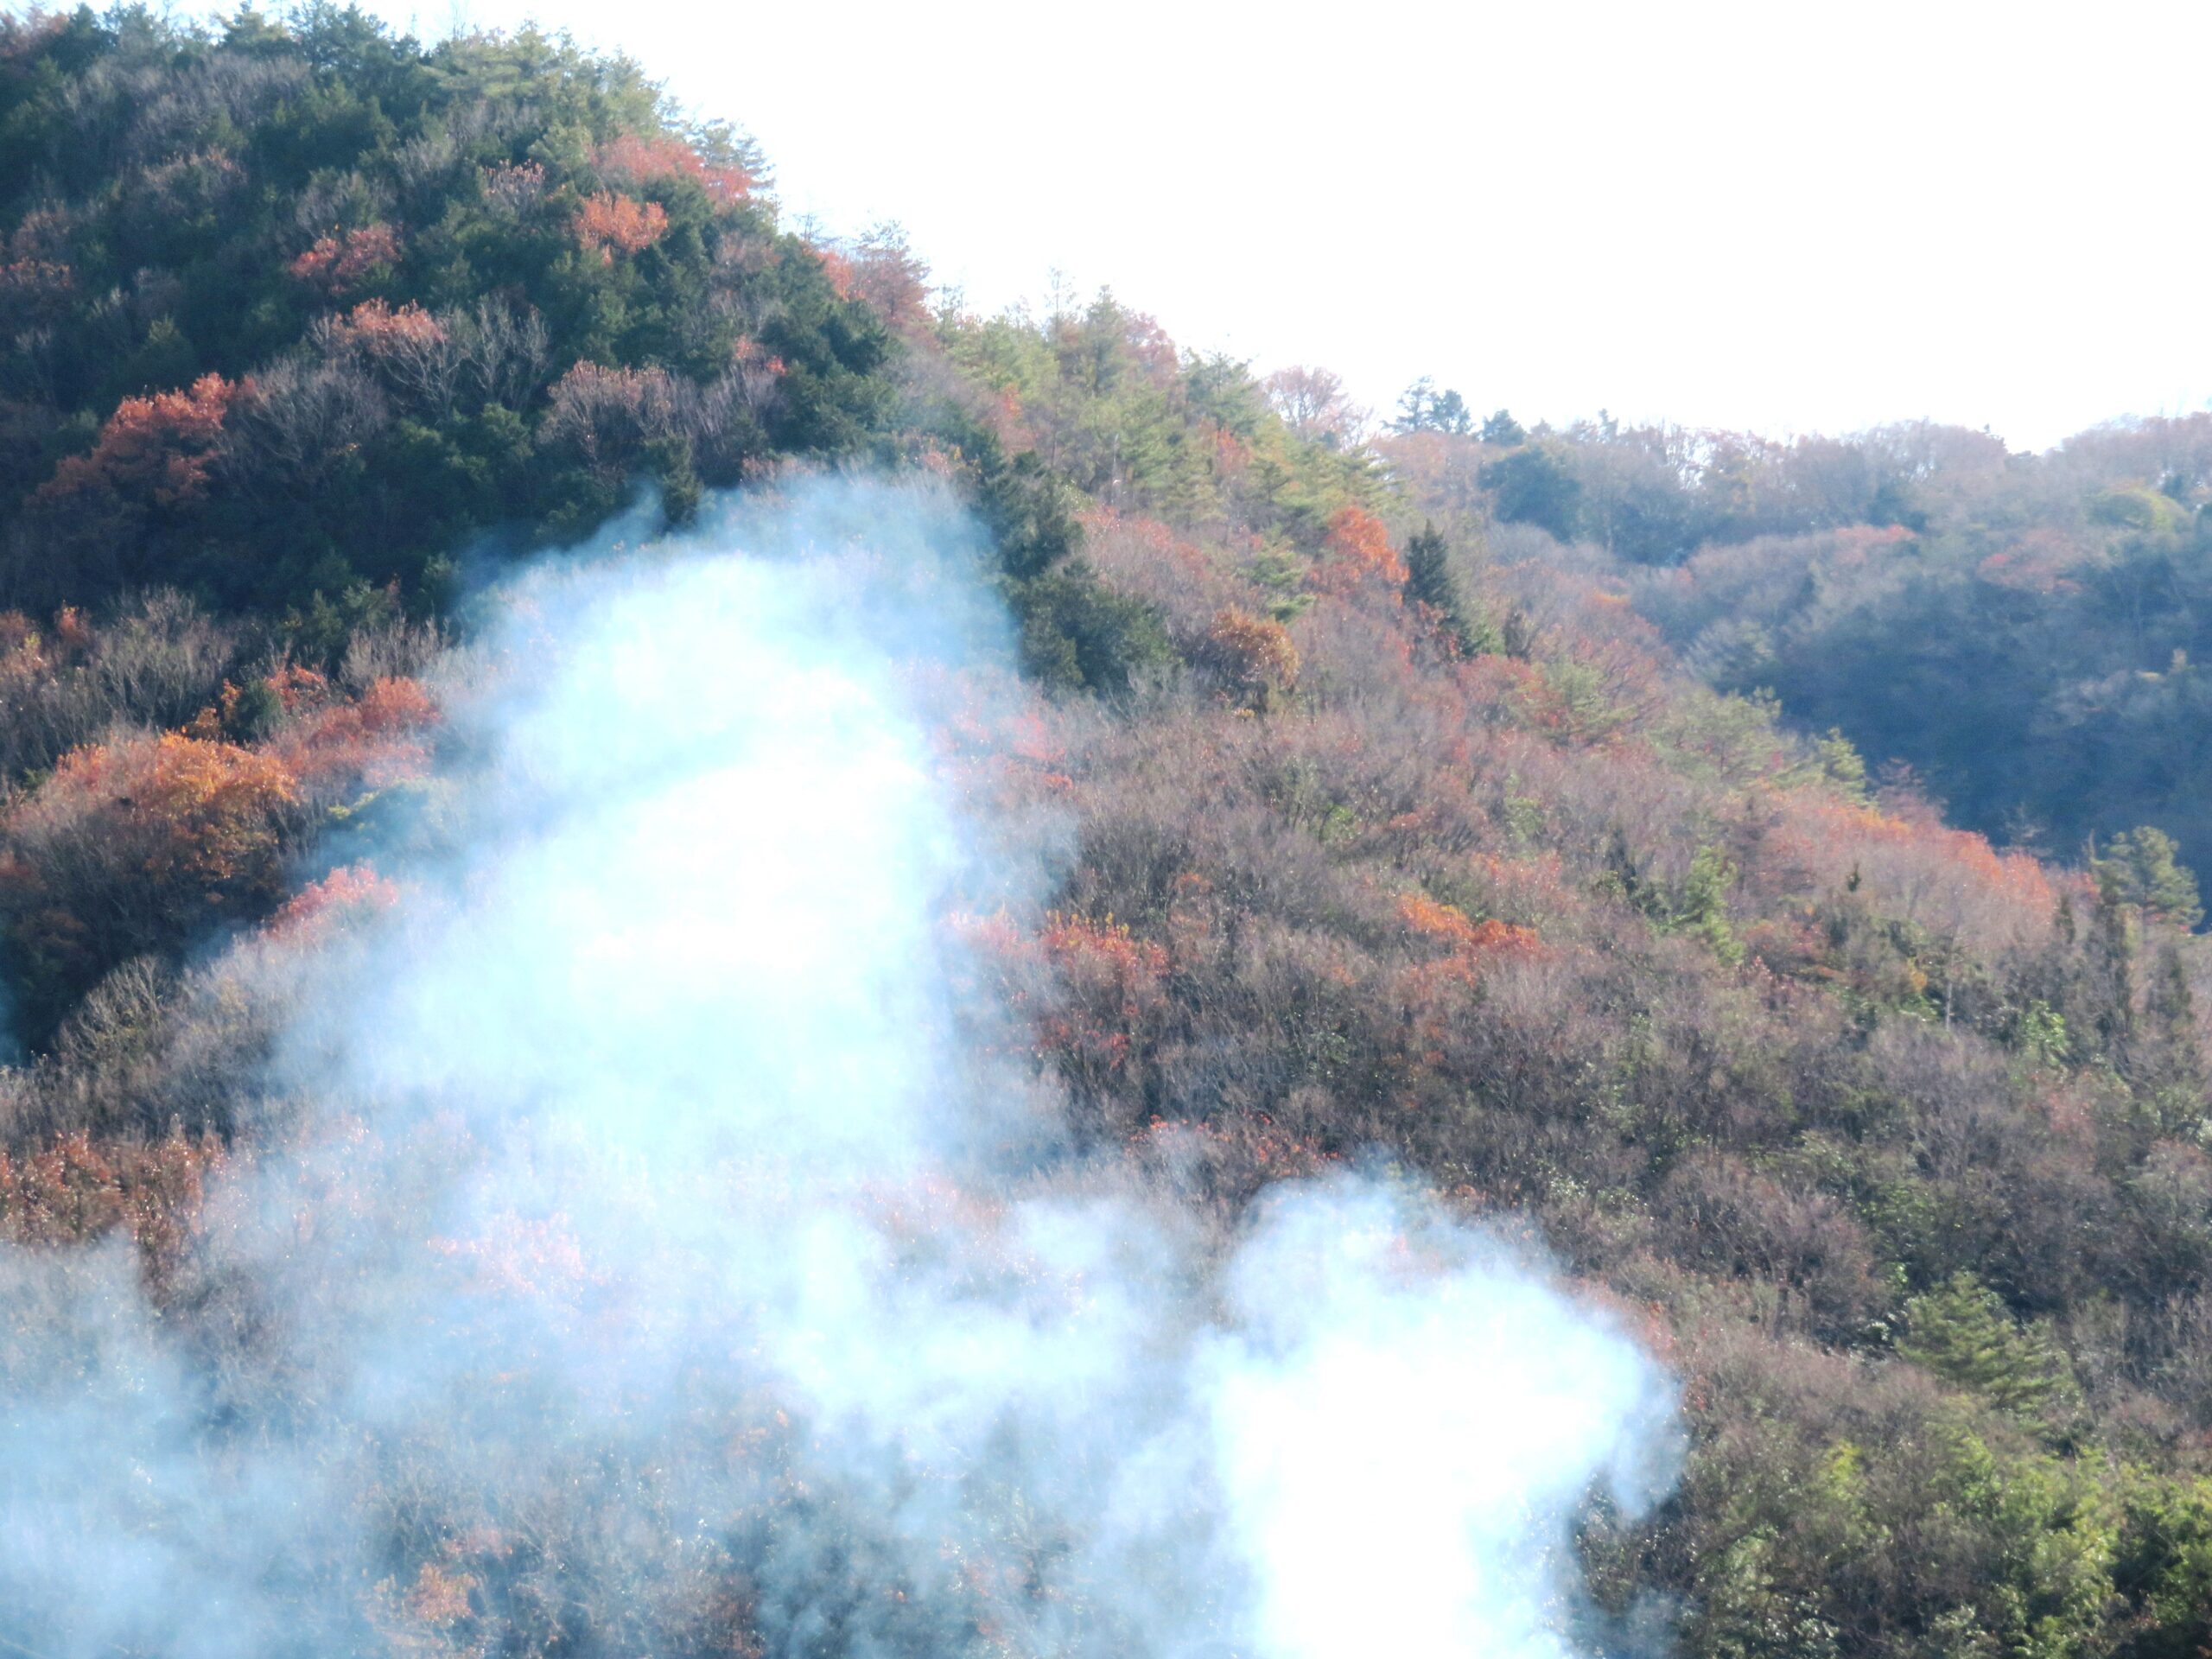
[0,476,1679,1656]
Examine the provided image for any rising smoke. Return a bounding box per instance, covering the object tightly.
[0,477,1678,1657]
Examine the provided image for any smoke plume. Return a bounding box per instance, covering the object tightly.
[0,477,1678,1656]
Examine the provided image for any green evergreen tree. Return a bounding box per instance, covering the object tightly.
[1898,1274,2072,1415]
[1402,521,1497,655]
[2096,826,2203,929]
[1481,442,1583,542]
[1478,408,1526,446]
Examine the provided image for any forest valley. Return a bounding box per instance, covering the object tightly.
[3,7,2212,1658]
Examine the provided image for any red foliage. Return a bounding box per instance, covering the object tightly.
[276,674,440,795]
[0,1141,226,1309]
[36,373,239,508]
[0,1128,224,1294]
[1210,426,1254,485]
[950,910,1168,1098]
[323,297,447,351]
[574,192,669,261]
[267,861,402,942]
[831,226,932,334]
[815,246,855,300]
[289,224,402,296]
[595,131,753,206]
[1974,528,2097,596]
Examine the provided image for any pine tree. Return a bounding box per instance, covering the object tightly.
[1403,521,1497,655]
[2095,826,2203,929]
[1897,1273,2072,1415]
[1478,408,1526,447]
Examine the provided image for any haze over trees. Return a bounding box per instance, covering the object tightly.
[2,7,2211,1656]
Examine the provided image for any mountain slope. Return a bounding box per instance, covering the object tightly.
[1,10,2209,1658]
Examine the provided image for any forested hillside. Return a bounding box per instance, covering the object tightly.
[1376,399,2212,880]
[3,9,2211,1657]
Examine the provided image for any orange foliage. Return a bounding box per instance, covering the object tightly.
[595,131,753,206]
[0,1128,224,1295]
[37,373,239,508]
[816,246,855,300]
[1313,504,1408,594]
[267,861,403,942]
[1198,607,1300,707]
[0,605,88,686]
[20,734,298,893]
[323,297,446,351]
[1394,893,1544,1053]
[957,911,1170,1087]
[404,1561,478,1626]
[52,604,91,651]
[288,223,402,296]
[267,662,333,712]
[1042,912,1168,1000]
[1397,892,1542,957]
[0,256,73,324]
[0,731,300,1001]
[1764,791,2057,952]
[276,674,440,794]
[574,191,669,261]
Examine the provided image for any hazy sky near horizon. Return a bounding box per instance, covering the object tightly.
[328,0,2206,452]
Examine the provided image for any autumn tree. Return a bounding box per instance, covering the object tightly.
[574,191,670,260]
[1196,607,1299,710]
[0,734,301,1033]
[36,373,240,512]
[1264,365,1363,450]
[1314,503,1407,592]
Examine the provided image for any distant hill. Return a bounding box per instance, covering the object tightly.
[1382,405,2212,881]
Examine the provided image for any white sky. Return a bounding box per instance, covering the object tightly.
[337,0,2207,451]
